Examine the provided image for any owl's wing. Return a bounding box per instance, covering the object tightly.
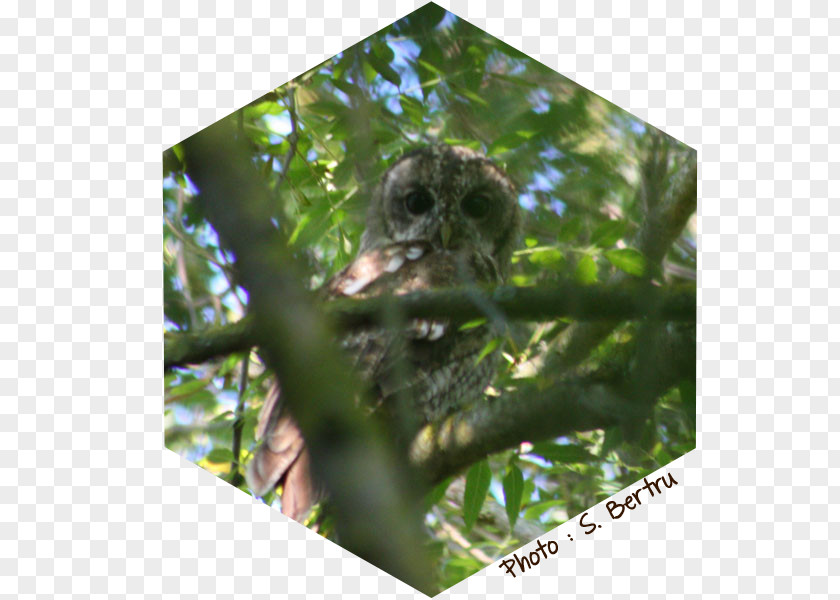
[246,382,321,520]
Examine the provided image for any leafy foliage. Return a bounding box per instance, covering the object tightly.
[163,5,695,592]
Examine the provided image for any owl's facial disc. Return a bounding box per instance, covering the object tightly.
[364,144,520,275]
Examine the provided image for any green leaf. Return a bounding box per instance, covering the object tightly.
[458,318,487,331]
[287,212,313,246]
[370,39,395,63]
[590,219,626,248]
[416,45,444,99]
[209,410,234,424]
[453,85,489,107]
[366,53,401,87]
[167,378,208,398]
[462,460,491,531]
[654,443,673,466]
[442,137,483,151]
[424,477,452,511]
[605,248,646,277]
[502,464,524,529]
[487,131,535,156]
[523,498,566,521]
[331,78,364,101]
[521,478,535,509]
[172,143,184,163]
[473,337,501,366]
[528,247,565,268]
[361,59,378,84]
[399,94,425,125]
[218,352,246,377]
[205,447,234,464]
[575,254,598,285]
[528,442,598,464]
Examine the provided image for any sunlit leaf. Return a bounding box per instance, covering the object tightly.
[209,410,234,424]
[458,318,487,331]
[528,247,564,268]
[575,254,598,285]
[473,337,501,366]
[167,378,208,398]
[205,447,234,464]
[523,498,566,521]
[487,130,536,156]
[605,248,646,277]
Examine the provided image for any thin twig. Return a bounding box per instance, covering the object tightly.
[164,214,236,277]
[435,511,495,565]
[278,86,299,179]
[228,353,249,487]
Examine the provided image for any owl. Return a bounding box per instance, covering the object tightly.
[246,144,521,521]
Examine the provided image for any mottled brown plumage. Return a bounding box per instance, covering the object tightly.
[246,144,520,521]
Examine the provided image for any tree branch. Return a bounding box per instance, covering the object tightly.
[164,317,256,370]
[179,117,435,595]
[328,281,695,328]
[164,282,695,370]
[411,321,694,483]
[410,377,636,483]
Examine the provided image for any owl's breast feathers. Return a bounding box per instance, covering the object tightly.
[325,240,501,418]
[325,240,501,299]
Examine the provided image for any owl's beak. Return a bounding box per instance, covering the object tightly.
[440,221,453,249]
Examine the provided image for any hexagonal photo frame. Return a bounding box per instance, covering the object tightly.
[163,2,696,594]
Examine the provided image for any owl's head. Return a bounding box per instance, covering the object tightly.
[360,144,521,279]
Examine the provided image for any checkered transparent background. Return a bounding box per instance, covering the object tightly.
[1,0,836,597]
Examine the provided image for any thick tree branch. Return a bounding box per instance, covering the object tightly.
[164,282,695,370]
[410,378,636,483]
[328,281,694,328]
[164,317,256,370]
[179,118,434,595]
[411,321,694,483]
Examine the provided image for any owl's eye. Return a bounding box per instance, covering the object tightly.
[405,189,434,215]
[461,194,490,219]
